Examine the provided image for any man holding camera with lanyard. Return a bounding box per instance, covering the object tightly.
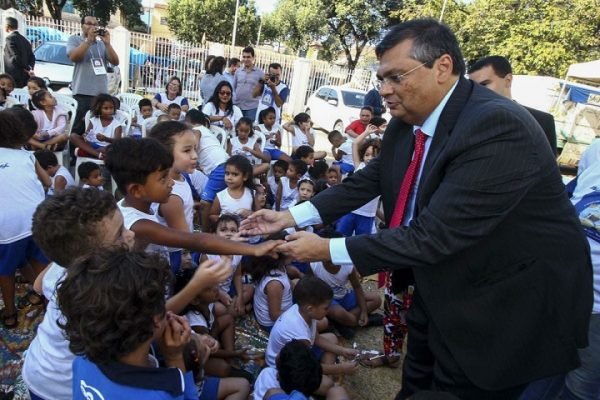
[67,15,119,160]
[253,63,289,124]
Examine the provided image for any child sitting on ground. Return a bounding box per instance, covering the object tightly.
[256,107,292,162]
[267,160,288,207]
[309,229,382,339]
[26,77,48,110]
[210,155,255,226]
[266,276,359,396]
[29,90,69,151]
[22,188,135,400]
[34,149,75,194]
[327,168,341,187]
[294,146,318,179]
[201,214,253,316]
[129,98,154,138]
[257,339,352,400]
[104,138,281,296]
[149,121,198,272]
[227,117,271,176]
[56,249,203,400]
[78,162,105,189]
[276,160,307,211]
[82,94,122,157]
[249,246,294,332]
[168,103,184,121]
[328,130,354,175]
[174,267,253,395]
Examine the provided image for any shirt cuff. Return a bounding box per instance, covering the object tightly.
[329,238,352,265]
[288,201,323,227]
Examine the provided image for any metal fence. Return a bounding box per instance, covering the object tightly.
[22,15,373,110]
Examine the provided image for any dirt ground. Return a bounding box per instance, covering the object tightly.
[338,278,403,400]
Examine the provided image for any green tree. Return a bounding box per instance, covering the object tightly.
[71,0,144,30]
[167,0,259,45]
[264,0,395,69]
[393,0,600,77]
[44,0,68,20]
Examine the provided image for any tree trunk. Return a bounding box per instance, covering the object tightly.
[45,0,65,21]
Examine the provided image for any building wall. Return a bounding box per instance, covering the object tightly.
[150,3,172,39]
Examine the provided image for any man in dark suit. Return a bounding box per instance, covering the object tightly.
[3,17,34,88]
[468,55,558,156]
[240,19,592,399]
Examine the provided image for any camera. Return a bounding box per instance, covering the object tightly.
[96,28,106,36]
[269,74,278,82]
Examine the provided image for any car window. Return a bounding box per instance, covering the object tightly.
[328,89,338,101]
[34,43,73,66]
[341,91,365,108]
[317,87,329,99]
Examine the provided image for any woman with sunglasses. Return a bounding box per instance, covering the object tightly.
[201,81,243,132]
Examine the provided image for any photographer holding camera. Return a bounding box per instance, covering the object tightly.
[253,63,289,124]
[66,15,119,160]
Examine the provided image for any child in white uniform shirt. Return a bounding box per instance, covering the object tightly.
[265,277,359,397]
[34,149,75,195]
[210,155,255,227]
[22,189,135,400]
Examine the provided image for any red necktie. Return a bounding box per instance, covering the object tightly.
[389,129,428,228]
[379,129,428,288]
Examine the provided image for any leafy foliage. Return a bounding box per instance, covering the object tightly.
[71,0,144,29]
[392,0,600,77]
[263,0,395,69]
[167,0,259,46]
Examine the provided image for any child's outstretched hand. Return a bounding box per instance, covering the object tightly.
[194,258,231,289]
[252,239,286,257]
[234,348,250,362]
[160,312,192,368]
[218,289,232,306]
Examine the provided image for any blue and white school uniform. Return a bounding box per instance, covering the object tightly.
[310,261,356,311]
[332,140,355,174]
[253,269,293,330]
[85,116,122,149]
[278,177,298,211]
[216,187,253,216]
[257,123,288,160]
[337,162,380,236]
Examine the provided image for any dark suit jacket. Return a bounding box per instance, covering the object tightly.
[3,31,35,87]
[523,105,557,156]
[311,77,593,390]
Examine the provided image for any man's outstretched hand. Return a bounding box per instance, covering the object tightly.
[239,209,295,236]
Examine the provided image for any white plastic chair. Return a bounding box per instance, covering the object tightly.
[209,125,228,149]
[55,101,78,166]
[54,93,78,111]
[10,88,29,106]
[116,93,144,112]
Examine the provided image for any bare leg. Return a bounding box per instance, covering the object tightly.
[200,200,212,233]
[327,385,351,400]
[328,303,358,327]
[216,377,251,400]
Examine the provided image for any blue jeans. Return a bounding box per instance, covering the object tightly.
[561,313,600,399]
[242,108,257,121]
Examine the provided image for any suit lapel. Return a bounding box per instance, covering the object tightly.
[391,121,416,204]
[416,78,474,213]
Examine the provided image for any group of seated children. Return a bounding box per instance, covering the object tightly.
[0,72,391,398]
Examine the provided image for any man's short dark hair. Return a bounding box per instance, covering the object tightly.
[32,188,118,267]
[105,137,173,194]
[376,18,465,76]
[5,17,18,30]
[228,57,240,67]
[269,63,282,71]
[294,276,333,307]
[57,249,170,364]
[242,46,255,57]
[80,15,94,25]
[34,149,59,169]
[468,55,512,78]
[277,340,323,395]
[327,130,343,142]
[78,161,101,180]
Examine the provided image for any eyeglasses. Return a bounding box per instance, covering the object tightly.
[83,21,99,26]
[219,91,232,96]
[375,61,430,90]
[168,82,181,87]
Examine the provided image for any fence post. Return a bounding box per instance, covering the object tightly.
[286,58,312,116]
[111,26,130,93]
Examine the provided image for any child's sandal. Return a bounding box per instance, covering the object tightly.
[359,354,401,369]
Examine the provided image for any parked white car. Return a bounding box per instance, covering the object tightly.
[304,86,366,132]
[33,41,121,94]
